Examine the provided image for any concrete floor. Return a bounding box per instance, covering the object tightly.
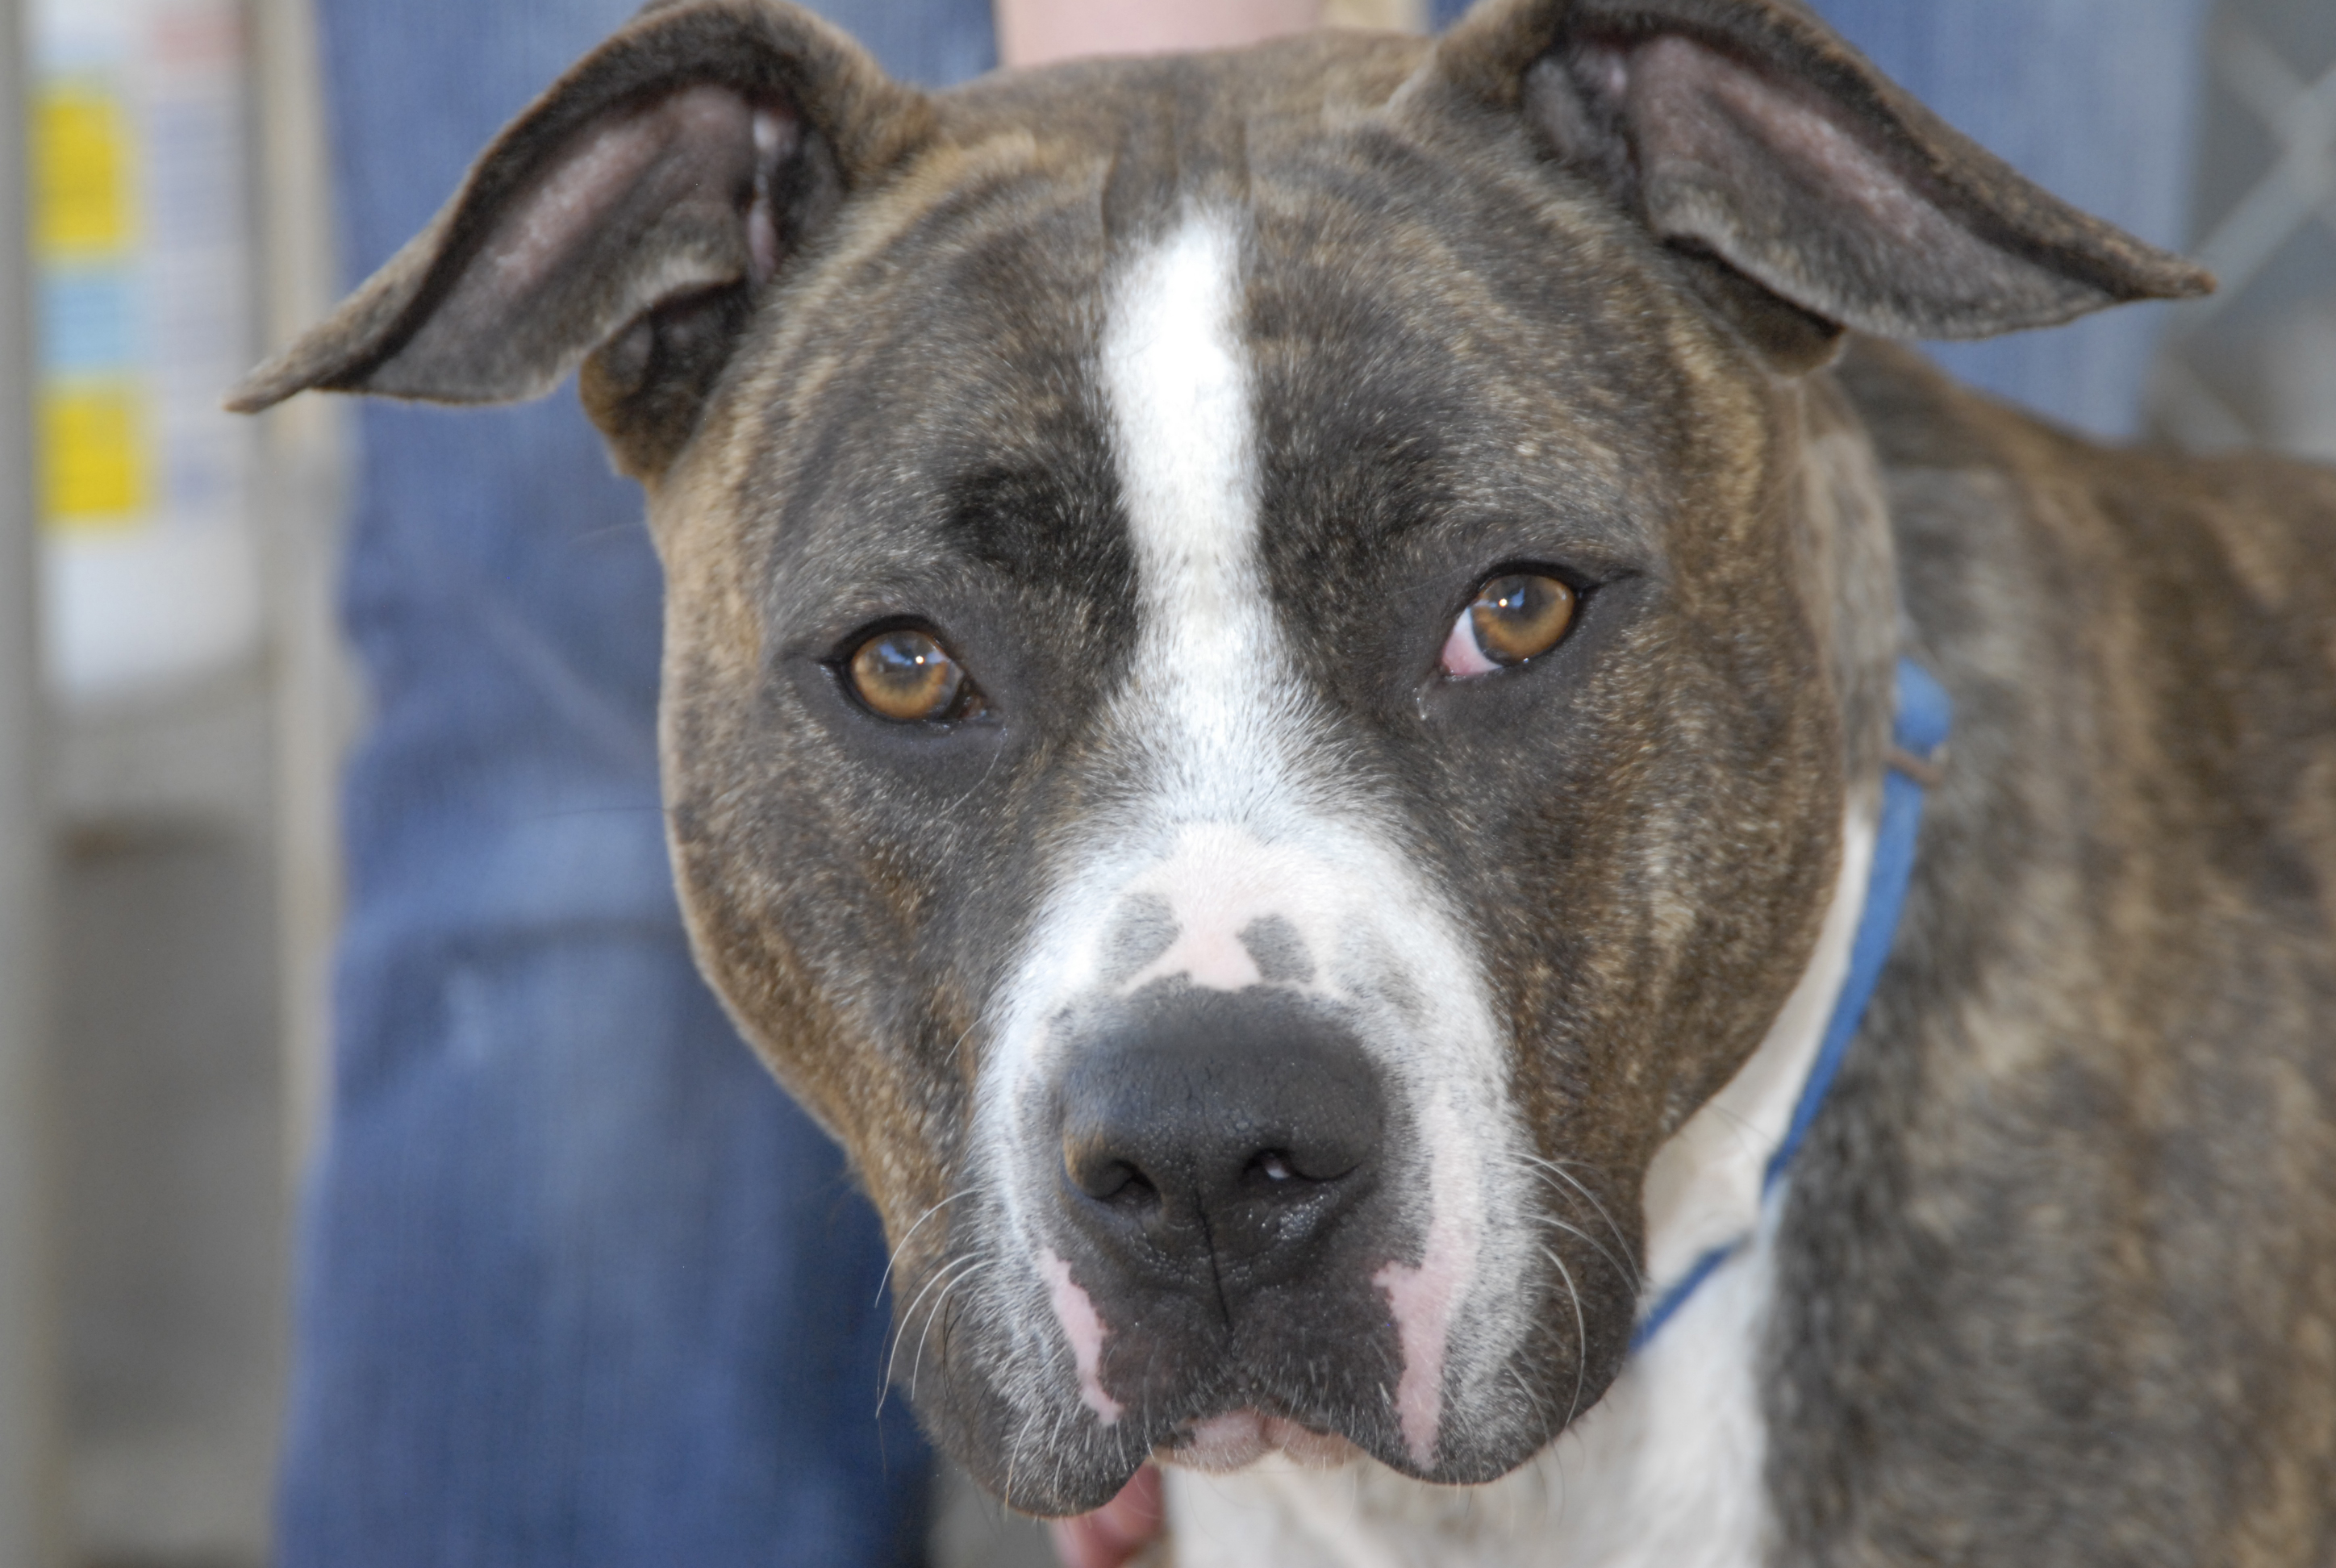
[54,675,286,1568]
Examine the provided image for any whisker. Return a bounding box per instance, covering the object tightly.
[1046,1399,1072,1511]
[1538,1243,1591,1431]
[1504,1357,1557,1450]
[910,1258,993,1405]
[1510,1157,1643,1294]
[876,1187,974,1307]
[882,1252,986,1416]
[945,1015,984,1074]
[1697,1099,1773,1163]
[1514,1154,1636,1263]
[1532,1210,1643,1295]
[1004,1398,1047,1509]
[944,720,1015,811]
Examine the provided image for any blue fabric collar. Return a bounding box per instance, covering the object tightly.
[1631,658,1951,1351]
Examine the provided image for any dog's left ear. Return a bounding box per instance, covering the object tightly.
[1425,0,2212,350]
[229,0,932,477]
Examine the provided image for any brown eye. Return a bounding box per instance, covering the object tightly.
[1442,573,1577,677]
[846,628,977,723]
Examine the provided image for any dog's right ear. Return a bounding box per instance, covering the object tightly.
[228,0,932,478]
[1420,0,2212,357]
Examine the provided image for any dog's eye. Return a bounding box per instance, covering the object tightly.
[1441,573,1577,678]
[846,628,981,723]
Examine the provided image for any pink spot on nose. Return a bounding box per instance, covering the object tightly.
[1112,824,1320,997]
[1129,920,1262,993]
[1041,1249,1123,1426]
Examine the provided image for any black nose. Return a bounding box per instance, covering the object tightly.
[1053,990,1385,1295]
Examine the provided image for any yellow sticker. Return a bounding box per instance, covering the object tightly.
[40,382,148,528]
[35,86,136,259]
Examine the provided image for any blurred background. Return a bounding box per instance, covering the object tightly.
[0,0,2330,1565]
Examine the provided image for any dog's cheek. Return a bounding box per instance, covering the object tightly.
[667,782,976,1253]
[1473,508,1843,1185]
[654,519,840,1070]
[653,590,949,1161]
[1656,406,1856,1123]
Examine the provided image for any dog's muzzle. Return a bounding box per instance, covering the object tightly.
[1032,986,1412,1461]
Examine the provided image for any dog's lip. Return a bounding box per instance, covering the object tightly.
[1153,1407,1361,1473]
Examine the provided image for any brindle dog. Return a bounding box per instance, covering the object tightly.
[236,0,2336,1561]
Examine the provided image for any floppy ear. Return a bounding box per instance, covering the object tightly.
[1426,0,2211,345]
[228,0,932,477]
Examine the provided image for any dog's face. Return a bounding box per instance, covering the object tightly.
[235,0,2205,1514]
[664,84,1847,1495]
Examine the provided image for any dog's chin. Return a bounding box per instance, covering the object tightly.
[941,1381,1563,1514]
[1154,1409,1362,1474]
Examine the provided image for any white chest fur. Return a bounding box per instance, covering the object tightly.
[1158,810,1877,1568]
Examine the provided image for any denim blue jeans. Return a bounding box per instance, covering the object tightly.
[281,3,2207,1564]
[274,4,991,1566]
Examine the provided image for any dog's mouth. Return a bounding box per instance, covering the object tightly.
[1154,1408,1362,1473]
[903,1166,1629,1515]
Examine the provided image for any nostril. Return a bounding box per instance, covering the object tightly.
[1095,1166,1159,1211]
[1241,1146,1360,1199]
[1063,1137,1162,1210]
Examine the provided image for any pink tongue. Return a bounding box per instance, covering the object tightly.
[1049,1464,1165,1568]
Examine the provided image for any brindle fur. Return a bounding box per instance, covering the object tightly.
[235,0,2336,1555]
[1772,341,2336,1566]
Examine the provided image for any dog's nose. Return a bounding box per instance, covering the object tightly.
[1053,990,1384,1292]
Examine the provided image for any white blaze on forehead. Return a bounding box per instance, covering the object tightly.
[1099,210,1298,820]
[1103,211,1258,673]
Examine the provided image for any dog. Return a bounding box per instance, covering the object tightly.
[234,0,2336,1561]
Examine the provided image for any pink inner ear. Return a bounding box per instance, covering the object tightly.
[1598,28,2110,337]
[490,86,744,292]
[1632,35,1938,248]
[1672,39,1943,245]
[371,77,807,403]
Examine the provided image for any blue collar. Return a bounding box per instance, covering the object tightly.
[1631,657,1952,1351]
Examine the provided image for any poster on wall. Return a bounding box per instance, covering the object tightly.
[32,0,259,702]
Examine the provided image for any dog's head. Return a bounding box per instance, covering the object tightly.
[237,0,2205,1512]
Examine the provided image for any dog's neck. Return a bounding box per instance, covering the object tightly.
[1637,800,1880,1314]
